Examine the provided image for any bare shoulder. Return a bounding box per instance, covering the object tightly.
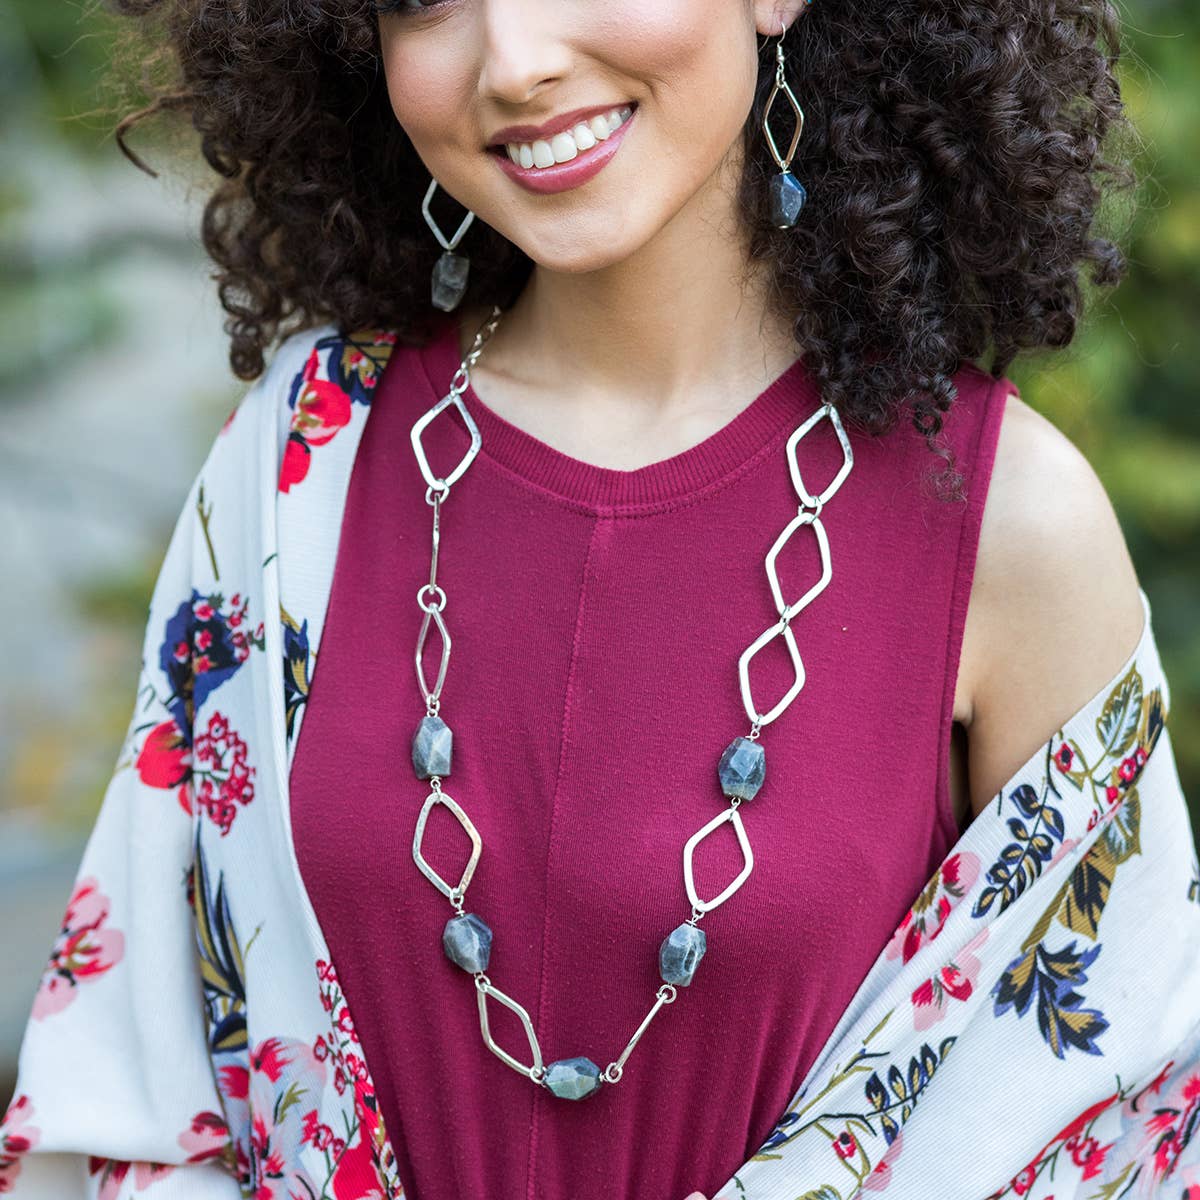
[956,387,1145,816]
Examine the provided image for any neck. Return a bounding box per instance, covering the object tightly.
[456,146,799,420]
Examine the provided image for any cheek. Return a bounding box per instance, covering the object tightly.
[597,2,758,164]
[377,26,474,158]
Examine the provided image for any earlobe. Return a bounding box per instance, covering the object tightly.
[753,0,814,39]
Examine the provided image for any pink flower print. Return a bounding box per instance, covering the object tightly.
[910,925,988,1030]
[0,1094,41,1191]
[1048,834,1082,869]
[215,1038,327,1200]
[862,1128,904,1193]
[192,710,255,836]
[32,876,125,1020]
[885,852,980,964]
[87,1158,175,1200]
[178,1111,233,1166]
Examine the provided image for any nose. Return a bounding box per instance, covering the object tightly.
[476,0,573,107]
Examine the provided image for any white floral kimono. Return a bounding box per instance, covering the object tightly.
[2,327,1199,1200]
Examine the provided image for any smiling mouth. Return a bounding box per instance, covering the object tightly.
[487,103,637,169]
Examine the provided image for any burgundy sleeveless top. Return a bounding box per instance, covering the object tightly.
[290,315,1010,1200]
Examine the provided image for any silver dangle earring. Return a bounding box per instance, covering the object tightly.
[762,12,809,228]
[422,177,476,312]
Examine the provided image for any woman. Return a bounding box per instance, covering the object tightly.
[2,1,1198,1198]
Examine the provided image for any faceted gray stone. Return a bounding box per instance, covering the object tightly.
[412,715,452,779]
[769,172,807,228]
[431,251,470,312]
[718,736,766,801]
[442,912,492,973]
[659,922,707,986]
[543,1056,603,1100]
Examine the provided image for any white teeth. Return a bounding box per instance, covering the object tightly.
[503,104,633,170]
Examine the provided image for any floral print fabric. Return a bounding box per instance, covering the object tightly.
[1,325,1198,1199]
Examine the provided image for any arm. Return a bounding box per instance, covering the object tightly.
[957,389,1147,819]
[0,443,244,1197]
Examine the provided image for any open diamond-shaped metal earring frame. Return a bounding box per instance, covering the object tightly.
[762,15,810,228]
[761,50,804,169]
[422,177,476,312]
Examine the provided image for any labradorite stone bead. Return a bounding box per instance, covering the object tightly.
[659,922,707,986]
[769,172,807,228]
[442,912,492,973]
[431,251,470,312]
[543,1056,603,1100]
[718,736,766,801]
[412,715,453,779]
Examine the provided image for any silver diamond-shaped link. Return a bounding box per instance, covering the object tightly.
[415,601,451,705]
[765,511,832,622]
[422,177,475,252]
[682,805,755,915]
[761,77,805,171]
[412,789,482,901]
[476,979,544,1078]
[411,390,483,493]
[738,619,807,727]
[787,403,853,508]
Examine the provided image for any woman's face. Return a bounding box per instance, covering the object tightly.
[377,0,797,273]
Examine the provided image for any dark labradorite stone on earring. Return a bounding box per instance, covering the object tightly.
[442,912,492,973]
[718,736,766,801]
[412,715,453,779]
[431,250,470,312]
[659,922,707,986]
[769,171,807,228]
[543,1056,603,1100]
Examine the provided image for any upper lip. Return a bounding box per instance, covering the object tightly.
[486,102,633,148]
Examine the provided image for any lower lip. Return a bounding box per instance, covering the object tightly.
[488,107,637,195]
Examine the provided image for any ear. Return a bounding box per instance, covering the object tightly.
[753,0,813,38]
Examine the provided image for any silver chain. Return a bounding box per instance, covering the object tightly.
[408,304,854,1096]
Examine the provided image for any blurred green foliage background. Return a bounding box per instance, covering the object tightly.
[1,0,1197,1095]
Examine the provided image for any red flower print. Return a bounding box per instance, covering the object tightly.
[1054,743,1075,771]
[1009,1162,1038,1195]
[135,718,191,795]
[314,957,404,1199]
[833,1130,858,1160]
[32,876,125,1020]
[862,1128,903,1193]
[280,435,312,493]
[192,710,255,836]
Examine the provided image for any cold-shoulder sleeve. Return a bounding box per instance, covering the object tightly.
[0,373,282,1197]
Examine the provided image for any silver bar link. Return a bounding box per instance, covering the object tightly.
[603,984,678,1084]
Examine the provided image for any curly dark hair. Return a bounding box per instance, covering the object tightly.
[108,0,1137,500]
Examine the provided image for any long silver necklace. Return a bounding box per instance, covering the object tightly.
[407,304,853,1100]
